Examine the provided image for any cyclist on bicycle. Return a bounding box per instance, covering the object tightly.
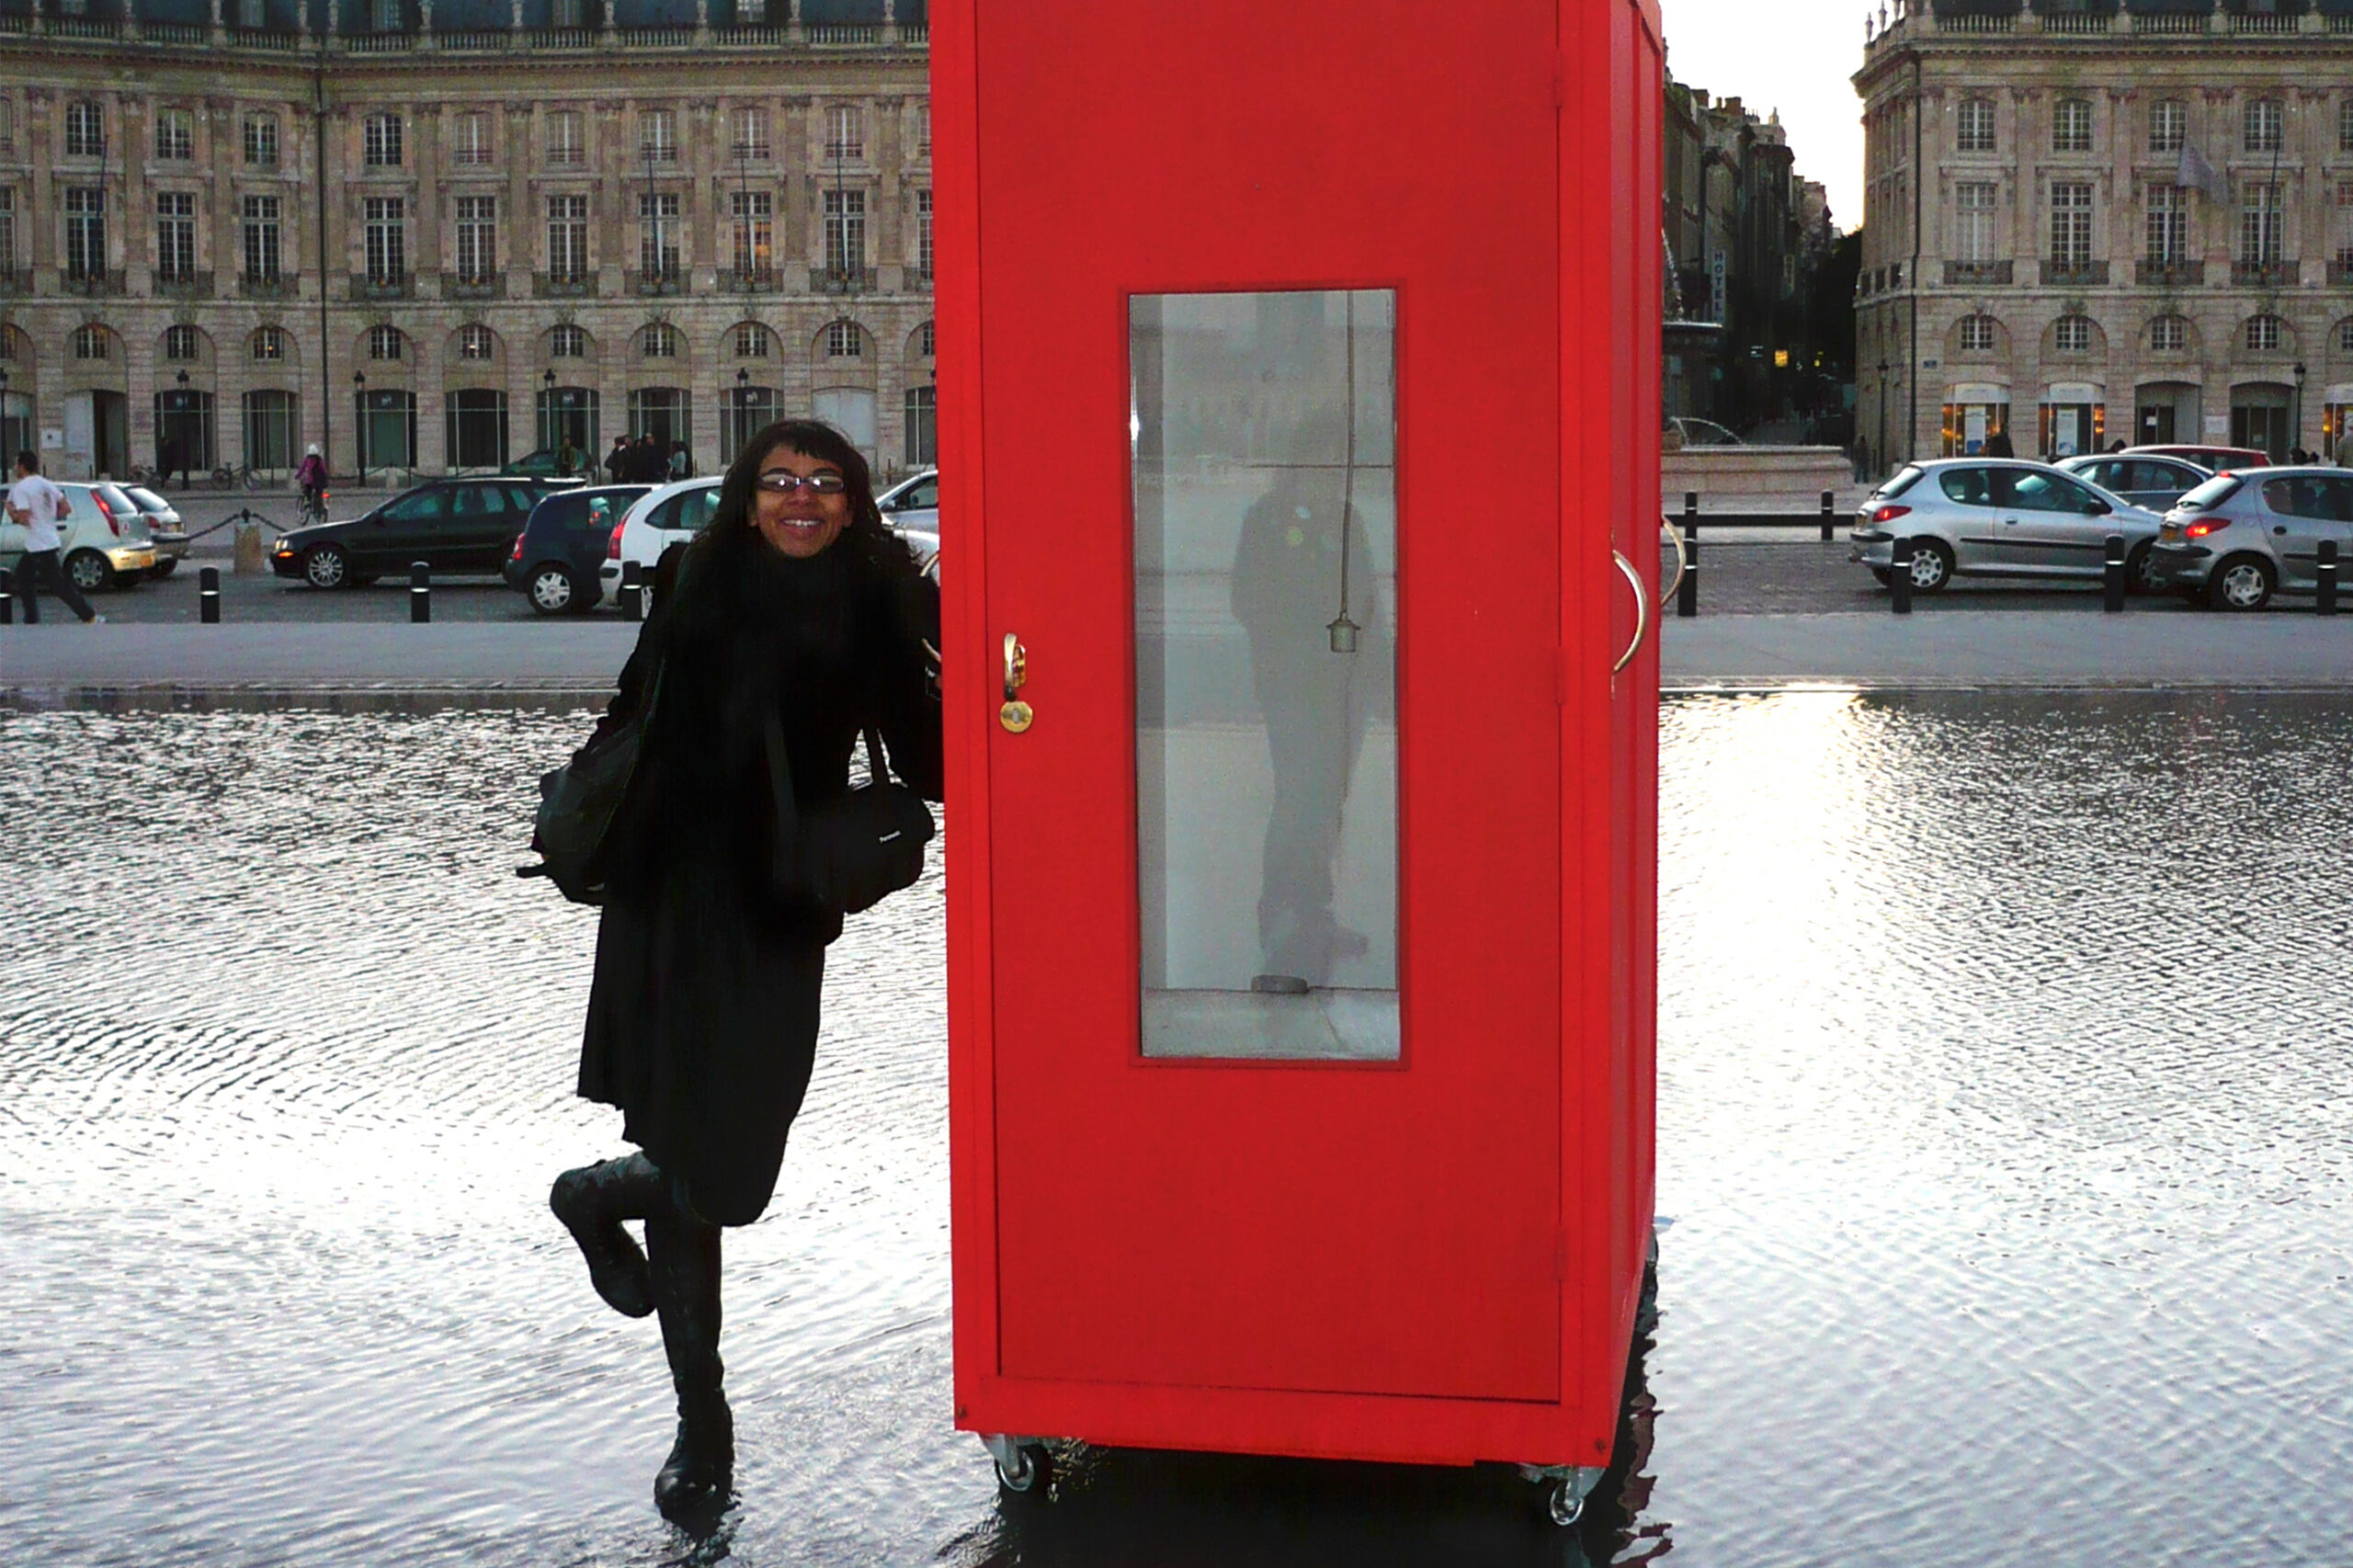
[295,444,328,518]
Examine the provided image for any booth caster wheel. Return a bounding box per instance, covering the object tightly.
[1547,1480,1585,1527]
[1519,1462,1603,1529]
[983,1434,1053,1497]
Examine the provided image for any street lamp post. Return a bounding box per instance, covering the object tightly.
[2294,360,2308,460]
[352,369,367,476]
[1876,358,1890,480]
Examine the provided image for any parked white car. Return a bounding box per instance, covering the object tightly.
[1,482,157,592]
[598,472,939,606]
[877,469,939,535]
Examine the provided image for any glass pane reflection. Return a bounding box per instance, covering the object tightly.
[1131,290,1399,1061]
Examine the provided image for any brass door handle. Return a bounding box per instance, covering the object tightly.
[1613,550,1648,676]
[1001,633,1032,733]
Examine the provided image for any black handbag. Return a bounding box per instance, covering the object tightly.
[765,714,935,915]
[520,662,665,906]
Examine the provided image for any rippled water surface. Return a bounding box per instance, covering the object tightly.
[3,696,2347,1566]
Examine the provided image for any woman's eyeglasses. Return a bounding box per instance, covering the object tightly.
[756,472,848,495]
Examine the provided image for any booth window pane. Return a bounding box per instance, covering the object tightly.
[1131,290,1399,1062]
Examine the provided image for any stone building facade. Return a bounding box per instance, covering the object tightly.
[0,0,935,484]
[1854,0,2353,472]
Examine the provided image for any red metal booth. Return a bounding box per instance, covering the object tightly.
[937,0,1663,1525]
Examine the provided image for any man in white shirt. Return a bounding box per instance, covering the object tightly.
[6,450,102,624]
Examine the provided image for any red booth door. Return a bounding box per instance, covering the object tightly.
[975,0,1563,1405]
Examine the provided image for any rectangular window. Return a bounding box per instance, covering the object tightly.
[2152,100,2187,154]
[917,187,933,278]
[2050,181,2093,267]
[455,195,496,281]
[1131,289,1400,1062]
[639,192,680,277]
[825,104,863,160]
[64,187,105,278]
[2337,183,2353,269]
[2053,98,2093,154]
[547,194,587,278]
[452,112,493,167]
[915,102,930,157]
[2146,184,2188,264]
[545,111,583,166]
[0,187,14,275]
[155,191,196,280]
[904,383,936,466]
[2151,315,2187,353]
[1958,98,1995,154]
[244,112,278,167]
[824,187,866,276]
[0,98,13,156]
[551,0,585,25]
[236,0,264,27]
[2249,314,2281,353]
[369,0,402,30]
[66,100,106,159]
[242,194,281,281]
[2245,98,2283,155]
[2054,315,2092,353]
[1960,315,1996,353]
[640,108,676,164]
[2241,182,2283,266]
[731,189,772,273]
[732,108,769,162]
[2341,98,2353,155]
[364,195,406,284]
[154,108,193,161]
[365,113,404,168]
[1956,182,1995,264]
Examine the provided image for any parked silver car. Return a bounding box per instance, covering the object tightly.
[2054,452,2212,513]
[2148,466,2353,611]
[0,482,157,592]
[1849,459,2165,595]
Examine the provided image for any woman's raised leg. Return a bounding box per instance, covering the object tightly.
[549,1153,664,1318]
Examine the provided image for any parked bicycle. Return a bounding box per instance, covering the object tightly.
[211,460,267,491]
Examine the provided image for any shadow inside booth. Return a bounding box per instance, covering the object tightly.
[946,1322,1665,1568]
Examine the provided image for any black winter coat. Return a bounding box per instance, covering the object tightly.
[575,524,942,1225]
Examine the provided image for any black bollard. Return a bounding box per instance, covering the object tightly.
[410,561,430,623]
[1677,493,1699,619]
[1891,536,1914,615]
[1820,489,1836,543]
[199,565,222,624]
[0,568,12,625]
[620,559,643,623]
[2103,533,2126,613]
[2321,540,2340,617]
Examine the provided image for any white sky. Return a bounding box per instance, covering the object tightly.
[1659,0,1868,233]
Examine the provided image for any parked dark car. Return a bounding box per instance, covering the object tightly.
[501,448,589,482]
[270,478,567,588]
[503,484,654,613]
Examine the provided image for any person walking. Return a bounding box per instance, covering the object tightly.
[1984,426,2015,459]
[605,436,631,484]
[2336,426,2353,469]
[156,434,181,491]
[6,451,103,625]
[545,417,941,1521]
[631,432,664,484]
[557,433,578,477]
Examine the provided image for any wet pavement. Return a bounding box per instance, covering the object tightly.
[5,693,2349,1566]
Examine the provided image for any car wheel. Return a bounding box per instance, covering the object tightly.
[2207,555,2274,612]
[64,549,112,595]
[1904,539,1955,594]
[527,563,582,615]
[302,542,351,589]
[2126,543,2161,596]
[148,559,179,580]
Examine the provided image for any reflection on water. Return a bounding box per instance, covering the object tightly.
[4,695,2348,1565]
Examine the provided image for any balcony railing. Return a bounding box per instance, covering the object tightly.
[61,269,128,296]
[627,268,687,297]
[2138,258,2204,287]
[2041,12,2112,35]
[807,22,881,43]
[3,17,928,52]
[2229,11,2300,34]
[518,27,597,47]
[2041,259,2109,287]
[154,269,215,298]
[229,26,306,49]
[717,267,781,294]
[1943,259,2013,286]
[239,272,298,299]
[351,274,413,301]
[718,24,779,44]
[345,30,415,51]
[2234,259,2293,287]
[618,27,692,46]
[145,21,207,42]
[812,267,878,294]
[1935,12,2015,33]
[534,271,597,298]
[446,273,506,300]
[438,28,509,49]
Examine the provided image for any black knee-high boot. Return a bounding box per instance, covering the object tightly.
[646,1204,733,1520]
[550,1153,663,1319]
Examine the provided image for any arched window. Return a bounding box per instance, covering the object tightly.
[457,324,496,361]
[824,319,864,358]
[641,322,681,358]
[916,320,936,358]
[2052,314,2095,354]
[164,324,202,362]
[549,324,588,358]
[252,326,287,362]
[2246,314,2285,353]
[2338,319,2353,355]
[1959,314,1998,353]
[2149,315,2189,354]
[367,324,404,361]
[73,324,110,360]
[734,324,771,358]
